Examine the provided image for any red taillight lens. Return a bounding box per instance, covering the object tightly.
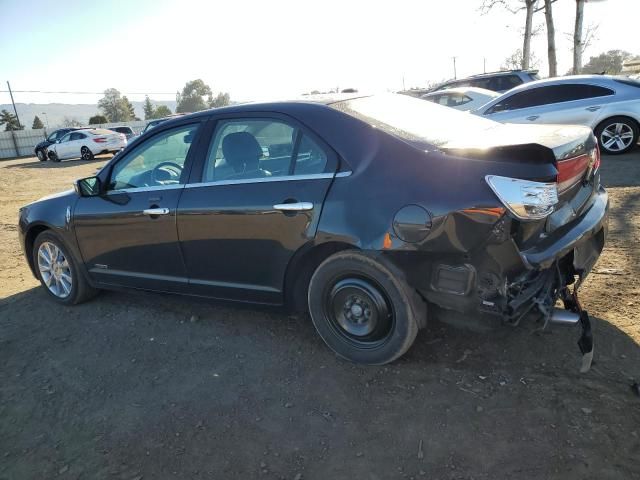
[93,137,107,143]
[557,154,590,192]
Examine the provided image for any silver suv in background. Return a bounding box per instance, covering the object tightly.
[473,75,640,155]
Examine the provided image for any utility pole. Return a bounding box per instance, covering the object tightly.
[6,81,22,129]
[483,57,487,73]
[452,57,457,79]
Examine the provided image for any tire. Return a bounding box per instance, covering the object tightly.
[33,231,98,305]
[308,251,423,365]
[80,146,94,161]
[36,149,47,161]
[48,151,60,163]
[595,116,639,155]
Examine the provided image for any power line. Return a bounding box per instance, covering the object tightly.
[0,90,176,95]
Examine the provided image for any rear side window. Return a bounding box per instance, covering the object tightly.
[202,119,328,182]
[430,92,472,107]
[486,84,615,113]
[70,132,85,140]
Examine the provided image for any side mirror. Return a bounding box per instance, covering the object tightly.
[74,176,101,197]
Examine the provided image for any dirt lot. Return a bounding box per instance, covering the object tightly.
[1,152,639,480]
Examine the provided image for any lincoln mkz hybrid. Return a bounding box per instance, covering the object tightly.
[19,94,607,366]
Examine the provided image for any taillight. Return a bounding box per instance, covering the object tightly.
[557,154,590,192]
[485,175,558,221]
[93,137,107,143]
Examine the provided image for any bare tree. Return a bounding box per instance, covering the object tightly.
[543,0,557,76]
[572,0,605,74]
[573,0,585,74]
[481,0,539,70]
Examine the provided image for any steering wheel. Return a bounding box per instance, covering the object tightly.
[151,161,183,185]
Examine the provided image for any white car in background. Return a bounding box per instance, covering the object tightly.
[47,129,127,162]
[473,75,640,155]
[421,87,499,111]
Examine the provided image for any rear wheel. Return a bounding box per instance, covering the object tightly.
[48,151,60,162]
[308,251,423,365]
[36,149,47,161]
[595,116,639,155]
[33,231,98,305]
[80,146,94,161]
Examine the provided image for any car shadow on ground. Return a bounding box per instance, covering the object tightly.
[4,155,112,169]
[599,150,640,188]
[1,286,639,479]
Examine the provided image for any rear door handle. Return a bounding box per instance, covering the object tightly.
[273,202,313,211]
[526,115,539,121]
[143,208,170,216]
[586,105,601,112]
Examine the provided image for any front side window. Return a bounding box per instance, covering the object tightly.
[108,124,199,191]
[202,119,327,182]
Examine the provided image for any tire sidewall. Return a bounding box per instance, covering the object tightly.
[596,117,639,155]
[33,231,81,305]
[81,147,94,161]
[308,252,418,365]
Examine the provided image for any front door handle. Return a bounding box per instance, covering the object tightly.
[273,202,313,211]
[526,115,539,121]
[143,207,170,216]
[586,105,601,112]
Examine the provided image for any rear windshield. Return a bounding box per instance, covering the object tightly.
[89,129,116,135]
[615,77,640,88]
[331,93,498,147]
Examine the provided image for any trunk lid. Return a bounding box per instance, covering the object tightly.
[439,123,601,246]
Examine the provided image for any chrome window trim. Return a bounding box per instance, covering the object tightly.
[107,184,185,194]
[184,171,352,189]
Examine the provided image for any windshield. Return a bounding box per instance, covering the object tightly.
[331,93,498,147]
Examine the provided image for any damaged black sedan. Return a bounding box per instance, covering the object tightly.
[18,94,607,366]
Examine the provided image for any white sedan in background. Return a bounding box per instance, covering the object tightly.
[421,87,499,111]
[473,75,640,155]
[47,129,127,162]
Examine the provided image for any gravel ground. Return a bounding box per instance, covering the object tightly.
[1,152,639,480]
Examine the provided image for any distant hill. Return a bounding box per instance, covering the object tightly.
[1,100,177,129]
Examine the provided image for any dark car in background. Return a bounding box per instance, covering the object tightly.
[106,126,136,140]
[18,94,606,366]
[34,128,84,161]
[141,114,188,134]
[431,69,540,93]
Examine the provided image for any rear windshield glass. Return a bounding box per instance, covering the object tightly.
[331,93,498,147]
[615,78,640,88]
[89,129,116,135]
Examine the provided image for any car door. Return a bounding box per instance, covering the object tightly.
[67,132,86,158]
[55,132,74,159]
[73,121,205,292]
[177,115,338,303]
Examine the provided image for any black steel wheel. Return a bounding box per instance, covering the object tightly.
[308,251,424,364]
[80,146,94,161]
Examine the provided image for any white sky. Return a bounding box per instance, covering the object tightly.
[1,0,639,105]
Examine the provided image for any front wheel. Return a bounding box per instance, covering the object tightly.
[595,116,639,155]
[33,231,98,305]
[48,151,60,162]
[80,146,94,161]
[308,251,423,365]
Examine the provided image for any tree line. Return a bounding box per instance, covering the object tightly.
[90,79,231,125]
